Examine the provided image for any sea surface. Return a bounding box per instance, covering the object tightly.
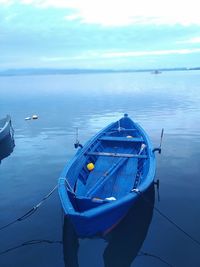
[0,71,200,267]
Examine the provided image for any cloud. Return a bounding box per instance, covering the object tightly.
[4,13,18,22]
[41,56,69,62]
[64,14,80,22]
[0,0,13,4]
[2,0,200,26]
[41,48,200,63]
[1,0,200,69]
[101,48,200,58]
[177,37,200,44]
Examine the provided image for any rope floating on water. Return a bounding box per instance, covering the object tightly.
[0,239,62,256]
[138,251,174,267]
[0,239,174,267]
[1,180,200,265]
[133,188,200,248]
[0,185,58,231]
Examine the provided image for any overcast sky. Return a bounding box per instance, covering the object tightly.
[0,0,200,69]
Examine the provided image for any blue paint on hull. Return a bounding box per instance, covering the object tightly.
[58,114,156,237]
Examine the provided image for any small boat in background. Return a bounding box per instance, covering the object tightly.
[58,114,157,237]
[0,115,13,142]
[151,70,162,74]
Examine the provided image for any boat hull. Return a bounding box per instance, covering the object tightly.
[0,132,15,163]
[58,114,156,237]
[0,115,12,142]
[66,192,142,237]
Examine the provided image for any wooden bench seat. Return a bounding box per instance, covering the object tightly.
[86,151,147,159]
[99,136,143,142]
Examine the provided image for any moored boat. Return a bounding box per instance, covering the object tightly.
[151,70,162,74]
[0,132,15,164]
[0,115,13,142]
[58,114,157,237]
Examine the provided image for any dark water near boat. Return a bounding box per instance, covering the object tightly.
[0,71,200,267]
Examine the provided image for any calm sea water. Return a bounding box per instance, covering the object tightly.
[0,71,200,267]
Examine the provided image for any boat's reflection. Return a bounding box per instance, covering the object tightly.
[0,132,15,164]
[62,185,155,267]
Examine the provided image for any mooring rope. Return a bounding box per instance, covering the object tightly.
[133,188,200,248]
[0,239,174,267]
[0,239,62,256]
[138,251,174,267]
[1,182,200,266]
[0,185,58,231]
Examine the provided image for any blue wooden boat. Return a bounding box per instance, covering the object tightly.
[58,114,156,237]
[0,115,13,142]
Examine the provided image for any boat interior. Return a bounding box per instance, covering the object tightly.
[66,118,149,212]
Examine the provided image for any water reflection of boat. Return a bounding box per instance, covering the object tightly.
[103,185,155,267]
[0,131,15,164]
[62,185,155,267]
[63,217,79,267]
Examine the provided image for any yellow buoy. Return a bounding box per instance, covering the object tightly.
[87,162,95,171]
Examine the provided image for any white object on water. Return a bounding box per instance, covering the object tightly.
[32,115,38,119]
[25,117,31,120]
[105,197,116,201]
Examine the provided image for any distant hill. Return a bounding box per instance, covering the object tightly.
[0,68,115,76]
[0,67,199,76]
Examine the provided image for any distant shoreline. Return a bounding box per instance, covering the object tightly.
[0,67,199,77]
